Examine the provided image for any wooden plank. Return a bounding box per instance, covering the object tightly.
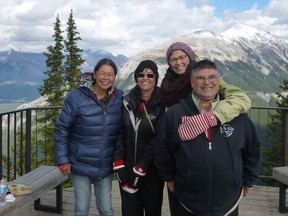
[0,165,68,215]
[273,166,288,185]
[10,184,284,216]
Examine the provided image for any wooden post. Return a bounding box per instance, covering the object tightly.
[285,111,288,166]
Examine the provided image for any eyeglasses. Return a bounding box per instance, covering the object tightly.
[192,75,219,83]
[96,71,115,78]
[169,54,188,64]
[137,73,156,78]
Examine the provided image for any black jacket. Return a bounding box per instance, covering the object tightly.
[114,86,165,178]
[155,95,261,215]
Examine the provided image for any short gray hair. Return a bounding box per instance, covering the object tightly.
[190,59,218,77]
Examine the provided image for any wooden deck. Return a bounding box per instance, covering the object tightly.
[10,181,286,216]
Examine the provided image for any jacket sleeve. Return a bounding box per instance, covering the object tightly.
[137,136,155,170]
[154,111,177,181]
[113,104,126,162]
[137,106,165,170]
[214,79,251,124]
[54,91,78,166]
[241,114,261,187]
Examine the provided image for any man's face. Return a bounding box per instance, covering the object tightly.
[191,68,221,102]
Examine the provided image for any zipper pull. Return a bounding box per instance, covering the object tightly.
[209,142,212,150]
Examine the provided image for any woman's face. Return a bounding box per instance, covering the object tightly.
[168,50,190,75]
[94,64,116,92]
[136,68,156,93]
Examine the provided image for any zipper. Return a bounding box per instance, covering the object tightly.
[207,128,212,150]
[134,118,141,164]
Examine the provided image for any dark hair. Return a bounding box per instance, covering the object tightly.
[134,60,159,84]
[94,58,118,75]
[191,59,217,77]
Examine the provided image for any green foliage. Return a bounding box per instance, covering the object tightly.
[37,10,84,169]
[275,79,288,107]
[32,109,60,166]
[1,11,82,186]
[64,10,85,92]
[216,60,282,93]
[39,14,66,106]
[2,129,42,181]
[1,154,14,181]
[39,10,84,106]
[262,78,288,186]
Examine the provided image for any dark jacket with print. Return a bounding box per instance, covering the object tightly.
[113,86,165,178]
[54,73,123,178]
[155,95,261,216]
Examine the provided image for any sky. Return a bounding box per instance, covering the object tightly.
[0,0,287,57]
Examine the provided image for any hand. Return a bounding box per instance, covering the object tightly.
[58,164,71,175]
[113,160,127,188]
[115,167,127,186]
[126,165,146,194]
[167,181,174,193]
[178,111,218,141]
[242,186,252,197]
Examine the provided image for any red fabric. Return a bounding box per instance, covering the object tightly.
[138,102,145,112]
[113,160,125,170]
[207,128,212,141]
[58,164,70,169]
[133,164,146,176]
[158,68,192,107]
[178,111,217,141]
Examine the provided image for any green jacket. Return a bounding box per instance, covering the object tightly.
[216,79,251,124]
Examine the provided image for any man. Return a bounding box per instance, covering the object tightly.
[155,59,261,216]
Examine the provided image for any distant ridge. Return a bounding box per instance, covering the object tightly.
[1,24,287,107]
[0,49,128,102]
[116,24,288,106]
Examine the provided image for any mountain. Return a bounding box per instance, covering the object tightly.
[0,49,128,103]
[116,24,288,106]
[1,24,287,106]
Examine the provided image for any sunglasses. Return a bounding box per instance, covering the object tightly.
[137,73,156,78]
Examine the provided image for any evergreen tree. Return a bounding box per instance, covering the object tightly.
[64,9,85,92]
[39,14,65,106]
[262,78,288,185]
[37,15,66,172]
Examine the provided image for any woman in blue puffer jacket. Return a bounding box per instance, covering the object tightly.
[54,58,123,216]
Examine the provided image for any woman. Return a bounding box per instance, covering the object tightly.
[158,42,252,216]
[113,60,165,216]
[54,58,123,216]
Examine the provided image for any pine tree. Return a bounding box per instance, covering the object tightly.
[39,14,65,106]
[36,15,66,171]
[262,78,288,186]
[64,9,85,92]
[275,79,288,107]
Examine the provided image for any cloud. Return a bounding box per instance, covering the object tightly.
[264,0,288,24]
[0,0,287,56]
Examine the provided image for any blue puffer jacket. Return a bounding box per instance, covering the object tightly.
[54,73,123,178]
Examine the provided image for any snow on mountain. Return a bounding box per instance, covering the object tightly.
[6,24,287,108]
[222,24,265,41]
[116,24,288,105]
[16,96,48,110]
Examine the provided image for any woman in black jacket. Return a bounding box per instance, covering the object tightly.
[113,60,165,216]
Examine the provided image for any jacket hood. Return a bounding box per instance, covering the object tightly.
[77,72,95,91]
